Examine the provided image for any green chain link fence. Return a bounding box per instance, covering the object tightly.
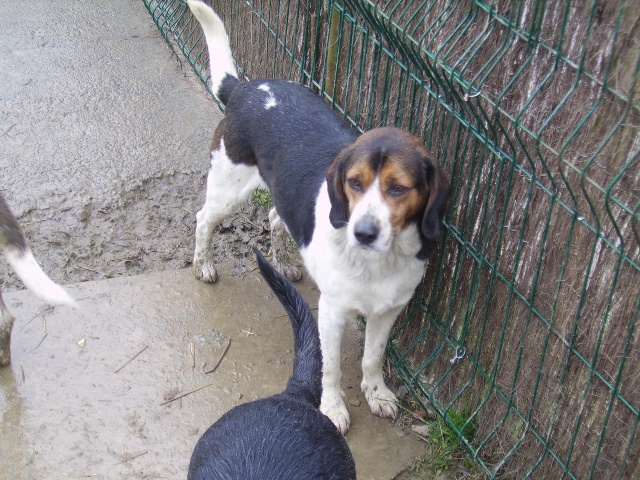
[143,0,639,477]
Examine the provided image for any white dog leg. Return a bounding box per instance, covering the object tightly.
[318,296,351,433]
[194,139,263,283]
[268,207,302,282]
[361,307,404,420]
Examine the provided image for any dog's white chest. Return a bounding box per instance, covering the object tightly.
[300,183,426,317]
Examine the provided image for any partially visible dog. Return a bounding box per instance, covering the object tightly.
[188,0,449,433]
[0,194,75,366]
[188,249,356,480]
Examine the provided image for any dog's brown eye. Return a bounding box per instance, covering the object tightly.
[388,185,409,196]
[347,178,363,192]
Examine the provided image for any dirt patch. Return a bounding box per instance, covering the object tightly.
[0,173,272,290]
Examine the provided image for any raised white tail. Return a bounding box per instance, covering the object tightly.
[187,0,238,100]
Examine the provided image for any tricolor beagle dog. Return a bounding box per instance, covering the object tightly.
[0,194,75,367]
[188,0,450,433]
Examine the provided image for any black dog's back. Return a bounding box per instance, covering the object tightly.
[187,250,356,480]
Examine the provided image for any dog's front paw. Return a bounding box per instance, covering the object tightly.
[363,383,399,419]
[322,404,351,434]
[321,391,350,434]
[193,253,218,283]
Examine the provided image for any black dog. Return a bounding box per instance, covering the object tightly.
[188,249,356,480]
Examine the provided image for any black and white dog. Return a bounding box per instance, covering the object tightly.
[0,194,75,366]
[188,0,449,433]
[188,249,356,480]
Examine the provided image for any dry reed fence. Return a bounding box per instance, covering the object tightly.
[143,0,639,477]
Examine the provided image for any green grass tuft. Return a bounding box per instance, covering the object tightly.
[251,187,273,209]
[405,407,481,479]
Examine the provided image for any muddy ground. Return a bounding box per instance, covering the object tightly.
[0,0,275,292]
[0,179,273,291]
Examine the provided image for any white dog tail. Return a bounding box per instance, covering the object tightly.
[4,250,75,306]
[0,196,75,307]
[187,0,239,104]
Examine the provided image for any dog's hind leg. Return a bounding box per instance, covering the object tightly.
[194,138,264,283]
[268,208,302,282]
[0,291,14,367]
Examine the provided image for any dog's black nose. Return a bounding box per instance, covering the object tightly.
[354,217,379,245]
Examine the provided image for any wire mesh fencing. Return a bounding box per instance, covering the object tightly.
[143,0,639,478]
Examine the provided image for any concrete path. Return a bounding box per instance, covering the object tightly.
[0,267,423,479]
[0,0,217,211]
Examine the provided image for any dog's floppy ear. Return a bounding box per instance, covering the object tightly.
[419,158,450,259]
[326,145,354,229]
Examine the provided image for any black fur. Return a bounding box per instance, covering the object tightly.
[187,250,356,480]
[0,194,28,254]
[418,166,450,260]
[217,74,239,106]
[218,79,359,247]
[326,147,352,229]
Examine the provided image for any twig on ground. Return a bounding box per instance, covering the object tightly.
[240,218,263,229]
[274,306,318,319]
[29,334,48,352]
[204,338,231,374]
[77,265,105,275]
[114,345,149,373]
[114,450,148,466]
[21,218,47,226]
[160,381,215,406]
[18,313,40,333]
